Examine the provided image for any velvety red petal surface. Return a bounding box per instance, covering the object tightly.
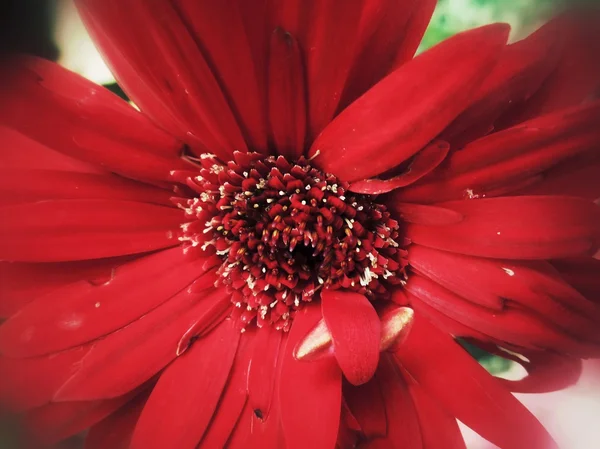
[130,319,240,449]
[279,304,342,449]
[76,0,248,159]
[395,315,557,449]
[309,24,509,181]
[0,57,188,183]
[404,196,600,260]
[0,248,208,357]
[84,393,148,449]
[321,289,381,385]
[55,287,230,401]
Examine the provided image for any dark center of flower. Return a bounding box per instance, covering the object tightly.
[177,152,407,331]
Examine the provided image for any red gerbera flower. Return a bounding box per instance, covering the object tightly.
[1,1,600,449]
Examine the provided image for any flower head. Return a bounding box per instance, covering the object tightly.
[1,1,600,449]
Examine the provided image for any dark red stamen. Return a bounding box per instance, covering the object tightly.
[174,152,407,330]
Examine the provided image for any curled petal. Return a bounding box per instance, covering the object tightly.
[349,140,449,194]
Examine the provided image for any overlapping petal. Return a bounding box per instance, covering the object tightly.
[0,57,188,183]
[309,24,509,181]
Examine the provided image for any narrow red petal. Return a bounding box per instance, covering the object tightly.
[247,325,284,419]
[0,169,173,206]
[225,401,286,449]
[396,100,600,203]
[343,378,387,439]
[501,350,583,394]
[130,319,241,449]
[0,346,89,412]
[76,0,247,158]
[279,304,342,449]
[274,0,367,140]
[441,20,561,147]
[405,196,600,259]
[321,289,381,385]
[551,257,600,302]
[85,393,148,449]
[408,246,600,328]
[173,0,268,151]
[391,0,437,66]
[408,382,466,449]
[519,160,600,200]
[405,275,595,355]
[394,315,557,449]
[25,394,135,447]
[392,203,464,226]
[349,141,449,195]
[367,354,422,449]
[475,342,584,394]
[55,287,230,401]
[0,257,129,319]
[0,199,182,262]
[197,333,254,449]
[504,11,600,124]
[0,126,101,172]
[0,248,208,357]
[309,24,509,181]
[268,28,306,160]
[408,296,489,341]
[340,0,421,107]
[0,57,188,183]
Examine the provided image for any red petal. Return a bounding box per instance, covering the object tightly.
[396,100,600,203]
[519,160,600,200]
[405,275,595,355]
[76,0,246,158]
[0,346,89,412]
[349,141,449,194]
[25,394,135,447]
[343,378,387,439]
[405,196,600,259]
[392,203,464,226]
[340,0,429,108]
[501,350,583,394]
[442,20,560,148]
[0,248,208,357]
[0,199,182,262]
[309,24,509,181]
[0,169,173,206]
[279,304,342,449]
[247,325,284,419]
[551,257,600,302]
[197,333,254,449]
[391,0,437,66]
[172,0,268,151]
[321,289,381,385]
[130,319,241,449]
[0,126,101,172]
[85,393,148,449]
[268,28,306,160]
[273,0,368,140]
[408,382,466,449]
[0,257,130,319]
[367,354,422,449]
[408,245,600,328]
[394,315,557,449]
[55,287,230,401]
[225,401,286,449]
[0,57,187,183]
[505,11,600,123]
[408,296,489,341]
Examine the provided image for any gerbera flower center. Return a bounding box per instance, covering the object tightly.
[177,153,406,330]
